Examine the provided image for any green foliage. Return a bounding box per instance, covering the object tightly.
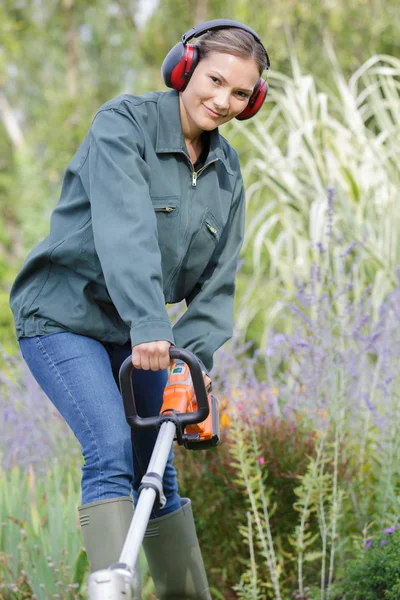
[2,1,400,352]
[174,406,322,597]
[146,0,400,83]
[0,462,86,598]
[0,462,155,600]
[255,416,317,547]
[174,432,246,597]
[0,291,18,354]
[333,528,400,599]
[174,412,322,598]
[228,413,282,600]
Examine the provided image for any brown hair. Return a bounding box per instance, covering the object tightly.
[196,28,267,76]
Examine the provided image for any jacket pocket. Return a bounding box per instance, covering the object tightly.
[49,219,103,282]
[151,196,181,284]
[180,209,222,297]
[203,211,221,243]
[79,223,100,270]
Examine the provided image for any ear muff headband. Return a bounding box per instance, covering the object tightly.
[161,19,270,119]
[181,19,270,72]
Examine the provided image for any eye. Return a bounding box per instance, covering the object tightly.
[236,91,250,99]
[210,76,220,84]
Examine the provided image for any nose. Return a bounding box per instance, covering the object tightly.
[213,89,230,113]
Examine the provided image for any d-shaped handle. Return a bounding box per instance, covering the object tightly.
[119,347,209,430]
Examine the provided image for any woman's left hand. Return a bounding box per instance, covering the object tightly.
[202,371,212,393]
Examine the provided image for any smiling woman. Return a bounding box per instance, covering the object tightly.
[9,18,271,600]
[170,22,270,165]
[179,53,260,153]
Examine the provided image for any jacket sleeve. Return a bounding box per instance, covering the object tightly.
[81,107,174,347]
[172,177,246,374]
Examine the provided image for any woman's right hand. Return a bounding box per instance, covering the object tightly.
[131,340,172,371]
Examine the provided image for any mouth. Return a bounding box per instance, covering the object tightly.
[203,104,226,118]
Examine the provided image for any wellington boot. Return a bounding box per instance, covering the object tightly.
[143,498,211,599]
[78,496,141,594]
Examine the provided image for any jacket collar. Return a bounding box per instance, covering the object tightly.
[156,90,233,175]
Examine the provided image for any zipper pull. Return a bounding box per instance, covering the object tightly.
[192,171,198,187]
[155,206,176,213]
[206,222,218,236]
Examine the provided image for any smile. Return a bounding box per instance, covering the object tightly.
[203,104,225,118]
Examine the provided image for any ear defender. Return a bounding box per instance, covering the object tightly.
[161,19,270,120]
[161,42,200,92]
[236,78,268,121]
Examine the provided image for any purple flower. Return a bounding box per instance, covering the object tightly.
[381,539,388,546]
[384,527,396,535]
[364,539,373,550]
[0,349,79,473]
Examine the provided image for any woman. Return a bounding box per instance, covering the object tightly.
[9,19,270,599]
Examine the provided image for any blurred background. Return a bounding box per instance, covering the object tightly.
[1,2,400,598]
[1,0,400,352]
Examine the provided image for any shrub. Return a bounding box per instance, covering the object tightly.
[174,374,322,598]
[332,526,400,599]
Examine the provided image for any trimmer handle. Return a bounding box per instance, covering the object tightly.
[119,347,209,430]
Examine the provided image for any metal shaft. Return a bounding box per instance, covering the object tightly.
[119,421,176,569]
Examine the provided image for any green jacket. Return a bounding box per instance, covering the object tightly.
[9,90,245,373]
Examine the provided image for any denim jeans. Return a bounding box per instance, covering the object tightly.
[19,331,181,518]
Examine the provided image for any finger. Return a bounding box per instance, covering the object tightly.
[159,346,171,370]
[149,350,160,371]
[132,349,141,369]
[140,348,150,370]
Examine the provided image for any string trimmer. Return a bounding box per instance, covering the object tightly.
[87,347,220,599]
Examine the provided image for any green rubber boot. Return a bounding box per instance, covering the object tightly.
[142,498,212,599]
[78,496,141,592]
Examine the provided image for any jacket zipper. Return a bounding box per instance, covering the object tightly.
[191,160,217,188]
[163,154,219,293]
[176,148,218,187]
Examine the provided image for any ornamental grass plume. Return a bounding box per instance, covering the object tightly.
[228,51,400,346]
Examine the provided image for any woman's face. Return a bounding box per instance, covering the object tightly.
[179,51,261,138]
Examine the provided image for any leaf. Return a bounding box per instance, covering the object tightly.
[72,548,89,588]
[304,551,323,562]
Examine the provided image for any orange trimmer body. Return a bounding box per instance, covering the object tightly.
[161,360,220,449]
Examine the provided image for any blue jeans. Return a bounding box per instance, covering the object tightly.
[19,331,181,518]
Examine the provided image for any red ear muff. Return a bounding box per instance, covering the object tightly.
[161,42,199,91]
[236,78,268,121]
[162,20,270,114]
[162,44,268,117]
